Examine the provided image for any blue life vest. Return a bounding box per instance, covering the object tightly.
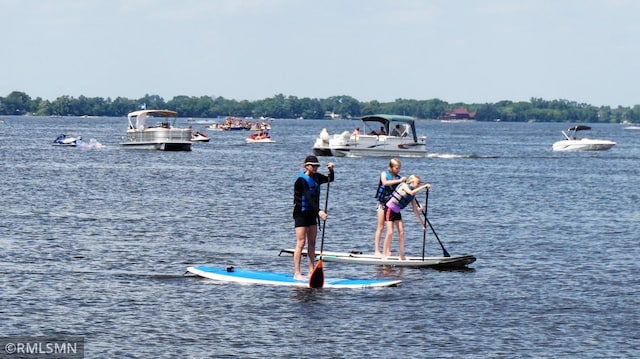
[375,171,400,203]
[298,172,320,211]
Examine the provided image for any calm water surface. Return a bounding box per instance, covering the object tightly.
[1,117,638,358]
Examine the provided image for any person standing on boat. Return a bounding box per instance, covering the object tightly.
[383,175,430,260]
[292,155,335,281]
[390,124,402,137]
[373,158,405,257]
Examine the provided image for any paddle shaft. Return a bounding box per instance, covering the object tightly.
[416,190,451,257]
[426,216,450,257]
[309,169,331,288]
[319,175,330,255]
[421,190,429,260]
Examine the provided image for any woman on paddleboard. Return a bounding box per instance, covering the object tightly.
[373,158,406,257]
[292,155,335,281]
[383,174,430,260]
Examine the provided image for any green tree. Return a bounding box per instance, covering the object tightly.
[2,91,32,115]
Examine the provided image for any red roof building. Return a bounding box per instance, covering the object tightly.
[439,108,476,120]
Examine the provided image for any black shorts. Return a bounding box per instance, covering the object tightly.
[294,210,318,228]
[384,207,402,222]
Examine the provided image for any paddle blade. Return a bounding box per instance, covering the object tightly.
[308,260,324,288]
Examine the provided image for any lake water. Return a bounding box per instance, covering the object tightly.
[1,116,638,358]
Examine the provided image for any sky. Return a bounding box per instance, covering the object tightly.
[2,0,639,107]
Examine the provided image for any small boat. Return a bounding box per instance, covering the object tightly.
[206,123,226,131]
[53,134,81,146]
[120,110,192,151]
[552,125,616,152]
[249,122,271,131]
[279,249,475,269]
[245,129,276,143]
[221,117,249,131]
[312,114,427,157]
[191,131,210,142]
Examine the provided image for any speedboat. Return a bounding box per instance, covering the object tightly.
[53,134,81,146]
[120,110,192,151]
[191,131,210,142]
[552,125,616,152]
[312,114,427,157]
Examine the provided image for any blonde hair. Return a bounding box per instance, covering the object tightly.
[406,174,420,185]
[388,158,401,170]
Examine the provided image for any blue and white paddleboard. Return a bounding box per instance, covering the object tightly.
[187,266,401,289]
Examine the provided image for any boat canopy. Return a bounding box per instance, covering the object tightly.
[127,110,178,129]
[567,125,591,132]
[360,114,418,142]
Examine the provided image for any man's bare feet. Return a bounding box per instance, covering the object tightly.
[294,273,307,281]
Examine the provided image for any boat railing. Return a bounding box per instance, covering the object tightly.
[126,128,192,143]
[335,134,425,150]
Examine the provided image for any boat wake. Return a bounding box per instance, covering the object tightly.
[427,153,497,159]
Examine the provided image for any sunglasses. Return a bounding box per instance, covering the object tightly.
[309,164,320,168]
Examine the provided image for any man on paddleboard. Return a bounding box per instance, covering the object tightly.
[292,155,335,281]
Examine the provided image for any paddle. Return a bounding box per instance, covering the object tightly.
[426,218,451,257]
[420,189,451,257]
[309,172,330,288]
[421,190,429,260]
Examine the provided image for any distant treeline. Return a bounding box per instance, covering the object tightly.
[2,91,639,123]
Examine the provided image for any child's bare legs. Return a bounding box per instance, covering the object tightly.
[374,208,385,256]
[397,220,406,260]
[382,220,395,257]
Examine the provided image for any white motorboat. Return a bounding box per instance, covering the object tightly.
[312,114,427,157]
[120,110,192,151]
[552,125,616,152]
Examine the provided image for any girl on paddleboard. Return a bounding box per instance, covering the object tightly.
[292,155,335,281]
[373,158,406,257]
[383,174,430,260]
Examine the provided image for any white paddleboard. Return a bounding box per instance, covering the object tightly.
[278,249,476,268]
[187,266,401,289]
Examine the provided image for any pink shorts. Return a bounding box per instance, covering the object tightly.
[386,201,401,213]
